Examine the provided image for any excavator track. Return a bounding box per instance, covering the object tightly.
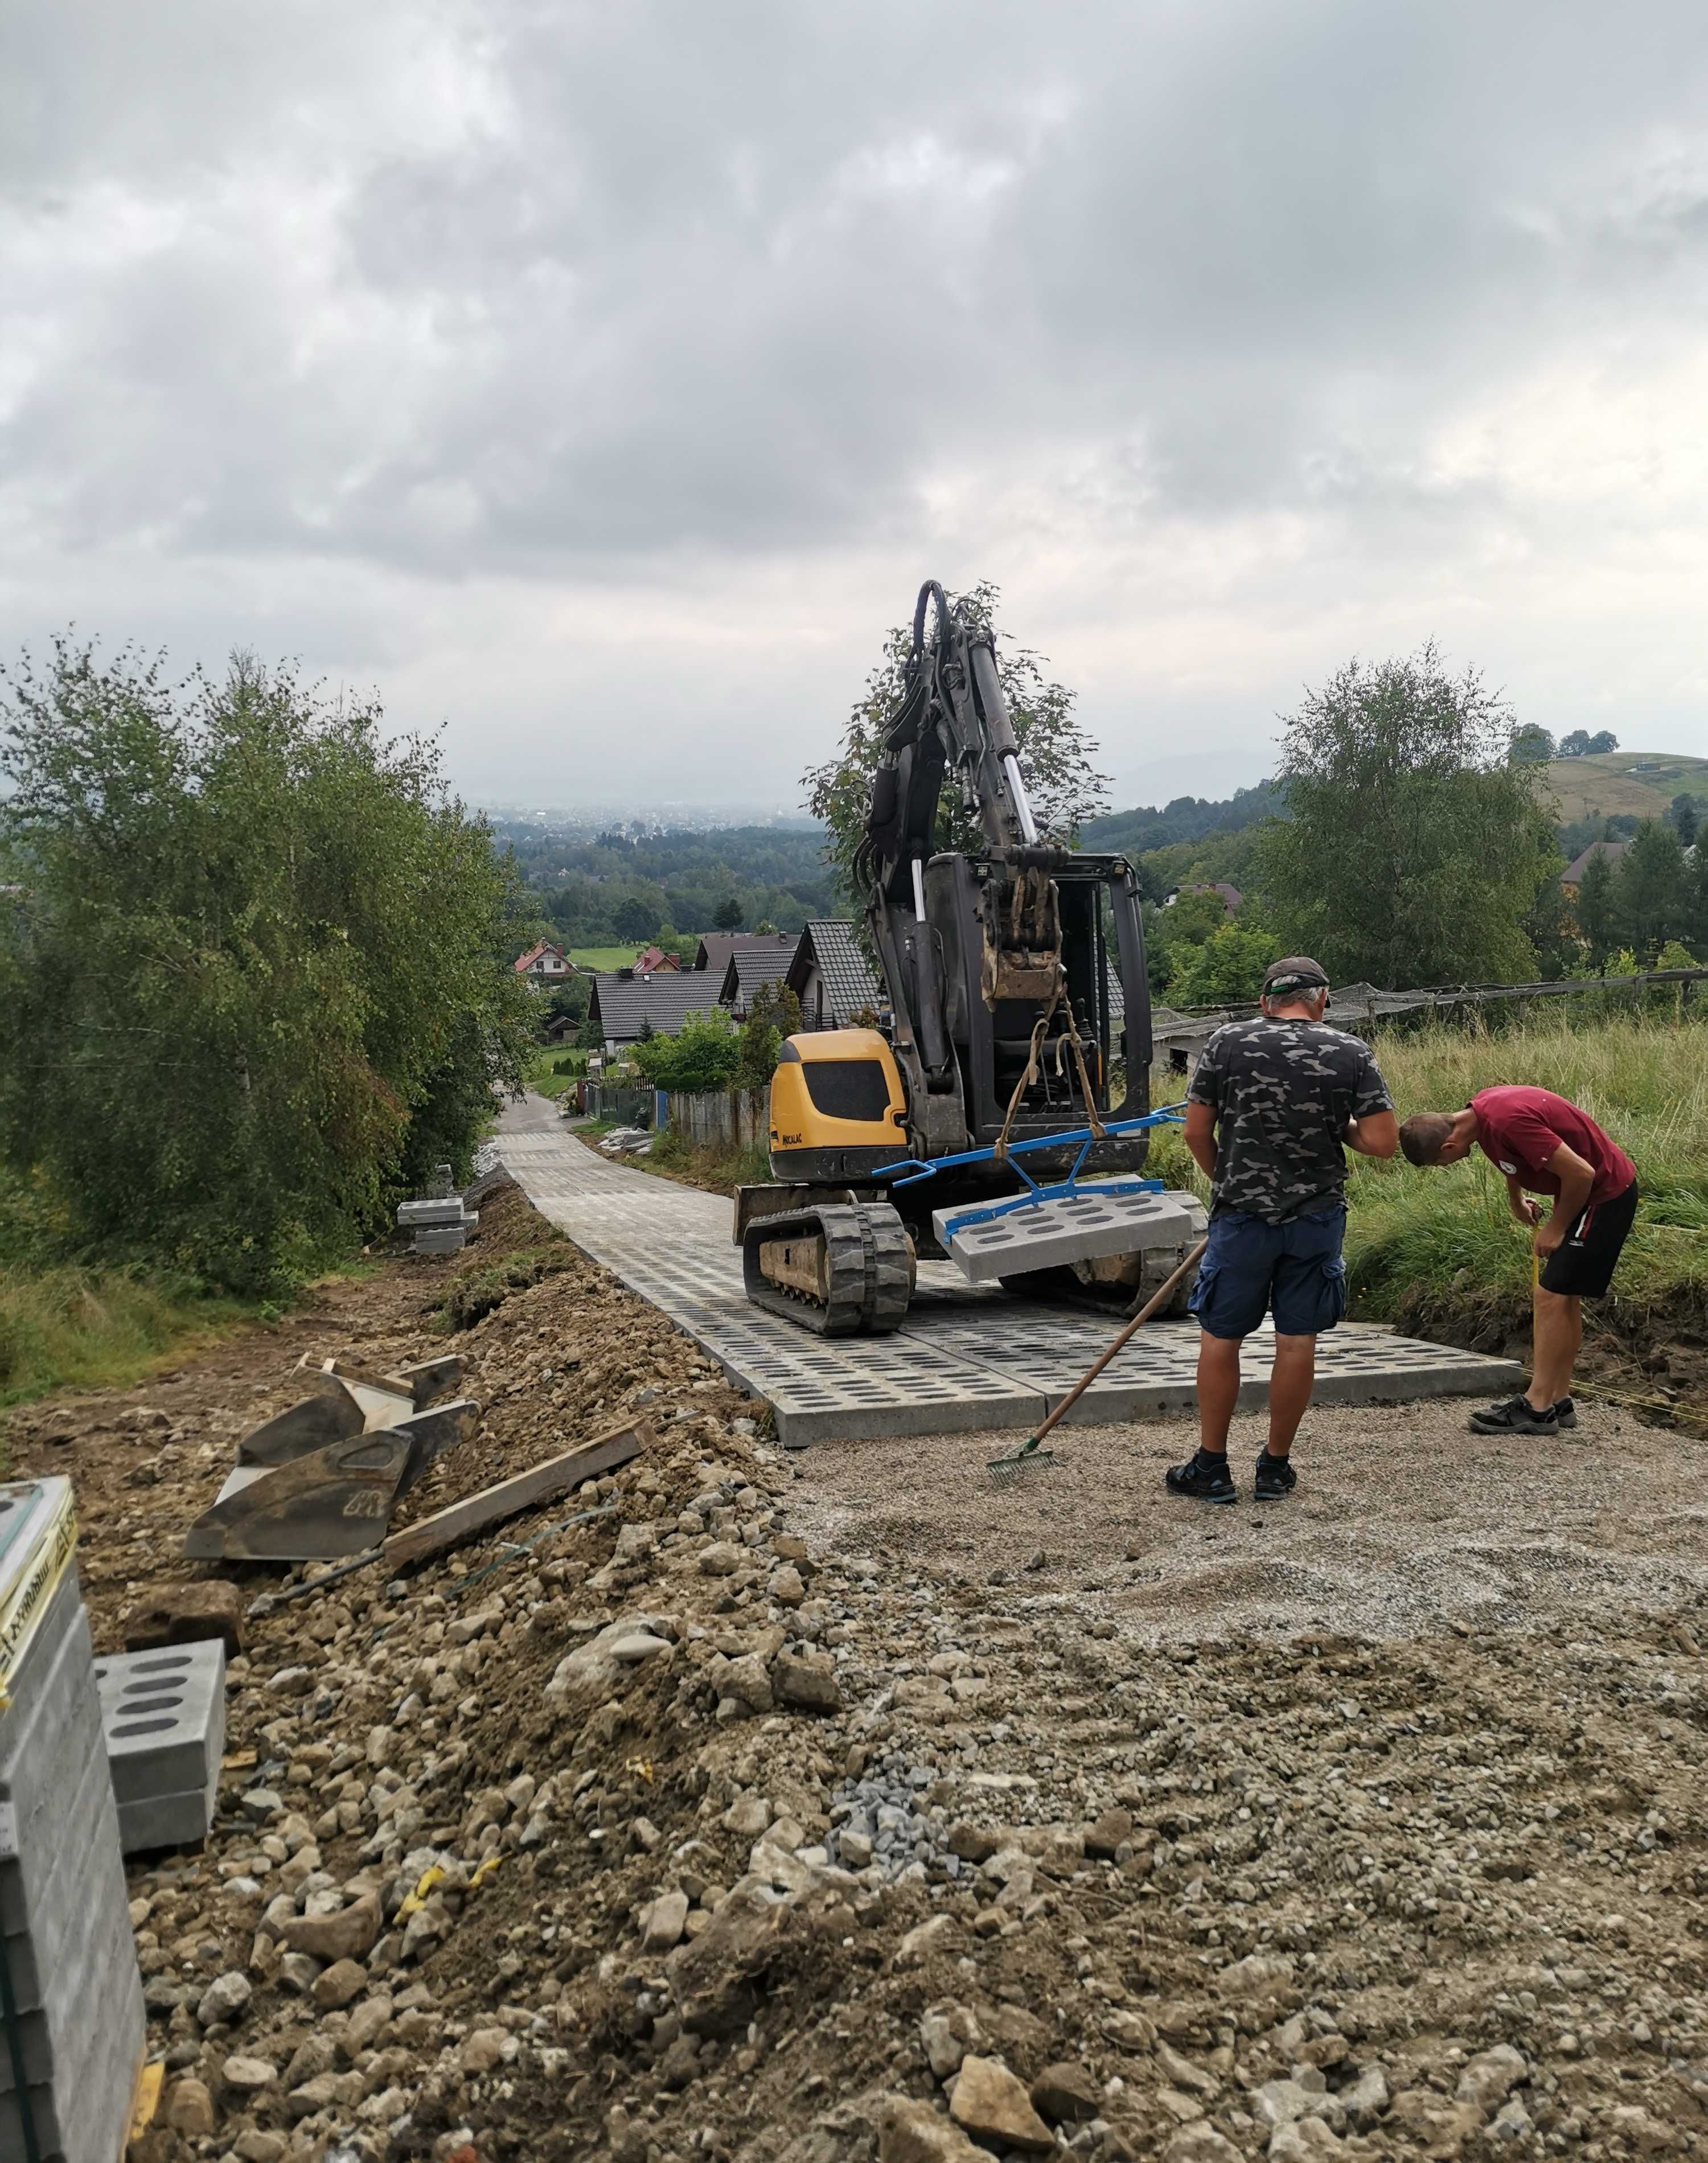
[742,1202,913,1336]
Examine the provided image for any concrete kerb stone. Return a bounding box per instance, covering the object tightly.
[95,1640,226,1808]
[114,1755,222,1855]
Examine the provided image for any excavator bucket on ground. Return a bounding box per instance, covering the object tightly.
[183,1353,477,1562]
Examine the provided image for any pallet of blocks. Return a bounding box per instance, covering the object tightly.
[0,1477,147,2163]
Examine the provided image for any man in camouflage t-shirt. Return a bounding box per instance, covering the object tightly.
[1168,957,1398,1505]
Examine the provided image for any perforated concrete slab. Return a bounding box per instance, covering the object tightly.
[933,1185,1196,1282]
[498,1098,1523,1445]
[95,1640,225,1812]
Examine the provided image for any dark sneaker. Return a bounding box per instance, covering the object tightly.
[1254,1450,1297,1502]
[1165,1450,1236,1504]
[1555,1396,1577,1430]
[1468,1395,1559,1435]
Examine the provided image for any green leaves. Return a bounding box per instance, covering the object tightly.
[1258,643,1558,989]
[800,582,1111,908]
[0,641,535,1294]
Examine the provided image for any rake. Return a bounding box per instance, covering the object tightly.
[987,1237,1209,1486]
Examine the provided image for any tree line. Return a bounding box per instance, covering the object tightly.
[0,642,534,1297]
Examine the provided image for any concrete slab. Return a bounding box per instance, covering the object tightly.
[94,1640,225,1806]
[496,1096,1524,1447]
[933,1186,1195,1283]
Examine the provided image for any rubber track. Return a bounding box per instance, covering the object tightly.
[742,1203,911,1337]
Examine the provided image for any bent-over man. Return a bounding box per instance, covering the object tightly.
[1172,957,1399,1504]
[1398,1086,1637,1435]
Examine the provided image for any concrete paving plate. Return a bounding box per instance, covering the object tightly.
[933,1186,1196,1282]
[499,1102,1522,1445]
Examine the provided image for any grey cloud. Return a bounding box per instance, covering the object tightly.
[2,0,1707,799]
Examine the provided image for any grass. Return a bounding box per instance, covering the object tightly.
[525,1044,586,1102]
[581,1122,769,1197]
[0,1263,260,1413]
[1545,749,1708,824]
[568,946,643,972]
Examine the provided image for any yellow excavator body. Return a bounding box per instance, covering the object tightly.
[767,1029,908,1182]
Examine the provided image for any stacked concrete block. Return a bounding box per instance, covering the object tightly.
[94,1641,226,1854]
[396,1194,479,1255]
[0,1477,145,2163]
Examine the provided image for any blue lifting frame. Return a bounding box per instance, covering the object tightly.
[873,1103,1189,1239]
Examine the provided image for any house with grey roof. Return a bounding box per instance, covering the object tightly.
[785,921,882,1031]
[587,968,730,1053]
[692,929,799,975]
[718,943,799,1020]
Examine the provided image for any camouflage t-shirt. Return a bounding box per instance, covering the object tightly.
[1186,1018,1393,1224]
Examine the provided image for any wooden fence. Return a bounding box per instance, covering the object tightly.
[664,1087,768,1152]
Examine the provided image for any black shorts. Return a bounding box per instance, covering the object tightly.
[1539,1180,1637,1299]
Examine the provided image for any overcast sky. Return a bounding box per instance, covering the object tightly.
[5,2,1707,814]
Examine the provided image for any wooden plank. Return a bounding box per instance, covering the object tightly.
[380,1419,650,1569]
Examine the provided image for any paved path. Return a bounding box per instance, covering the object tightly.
[496,1094,1520,1446]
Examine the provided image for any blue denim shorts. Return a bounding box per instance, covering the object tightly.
[1188,1206,1349,1340]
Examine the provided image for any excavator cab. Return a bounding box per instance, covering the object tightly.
[767,1029,908,1183]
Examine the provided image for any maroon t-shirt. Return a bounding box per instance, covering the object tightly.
[1470,1086,1635,1206]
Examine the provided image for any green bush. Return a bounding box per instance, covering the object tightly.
[631,1009,742,1093]
[0,641,535,1295]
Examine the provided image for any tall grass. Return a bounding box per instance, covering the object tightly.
[0,1263,254,1408]
[1147,1009,1708,1335]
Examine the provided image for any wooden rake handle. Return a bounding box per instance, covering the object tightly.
[1029,1236,1210,1448]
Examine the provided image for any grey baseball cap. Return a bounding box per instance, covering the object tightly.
[1261,955,1330,996]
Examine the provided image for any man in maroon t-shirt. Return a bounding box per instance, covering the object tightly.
[1398,1086,1638,1435]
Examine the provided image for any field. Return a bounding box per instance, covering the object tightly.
[1543,748,1708,823]
[523,1042,585,1101]
[568,943,643,971]
[1147,1003,1708,1421]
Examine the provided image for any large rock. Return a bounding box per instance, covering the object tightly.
[698,1542,744,1577]
[1216,1952,1295,2000]
[669,1883,793,2036]
[1269,2125,1345,2162]
[1341,2066,1389,2131]
[879,2098,992,2163]
[1161,2131,1243,2163]
[1029,2061,1102,2125]
[196,1970,252,2027]
[125,1581,244,1658]
[948,2057,1054,2154]
[280,1893,381,1963]
[896,1915,958,1967]
[919,2004,983,2080]
[1455,2045,1526,2113]
[1084,1806,1133,1860]
[311,1958,368,2010]
[642,1891,690,1953]
[166,2079,217,2137]
[773,1650,842,1712]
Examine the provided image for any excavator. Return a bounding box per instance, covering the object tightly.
[736,581,1204,1335]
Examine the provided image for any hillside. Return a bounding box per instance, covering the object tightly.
[1543,750,1708,823]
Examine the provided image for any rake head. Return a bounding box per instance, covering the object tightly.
[986,1440,1057,1487]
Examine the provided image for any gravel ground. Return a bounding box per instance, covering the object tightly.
[790,1388,1708,1644]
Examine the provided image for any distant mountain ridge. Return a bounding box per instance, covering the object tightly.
[1082,780,1284,855]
